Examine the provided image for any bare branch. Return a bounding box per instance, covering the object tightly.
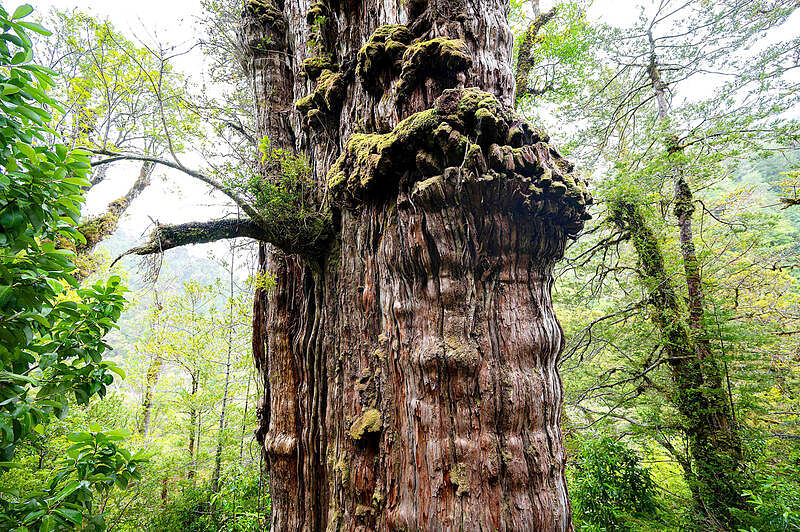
[88,148,263,223]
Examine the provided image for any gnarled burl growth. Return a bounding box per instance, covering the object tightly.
[319,85,590,531]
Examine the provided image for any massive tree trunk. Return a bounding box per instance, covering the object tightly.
[240,0,591,529]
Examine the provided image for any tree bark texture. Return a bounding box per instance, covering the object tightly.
[240,1,591,529]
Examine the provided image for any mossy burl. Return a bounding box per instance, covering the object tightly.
[357,25,413,82]
[348,408,382,440]
[247,0,282,24]
[395,38,472,99]
[295,68,346,127]
[301,55,337,81]
[305,1,330,25]
[356,24,471,98]
[327,87,592,234]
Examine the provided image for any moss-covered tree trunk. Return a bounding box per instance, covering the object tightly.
[241,1,591,529]
[610,199,746,526]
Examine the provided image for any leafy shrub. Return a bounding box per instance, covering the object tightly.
[146,466,267,532]
[732,439,800,532]
[569,437,657,531]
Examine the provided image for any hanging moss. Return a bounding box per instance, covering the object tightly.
[327,87,592,235]
[348,408,382,441]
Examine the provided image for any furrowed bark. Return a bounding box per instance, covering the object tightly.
[241,1,591,530]
[238,1,308,529]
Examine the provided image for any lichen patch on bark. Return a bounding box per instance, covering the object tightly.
[348,409,382,441]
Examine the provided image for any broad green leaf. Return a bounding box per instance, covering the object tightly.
[17,21,51,36]
[11,5,34,20]
[39,514,55,532]
[66,432,91,443]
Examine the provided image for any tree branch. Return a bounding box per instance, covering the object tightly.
[87,148,264,224]
[113,218,266,265]
[514,5,558,102]
[113,211,333,266]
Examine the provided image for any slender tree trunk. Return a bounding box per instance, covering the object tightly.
[188,374,199,481]
[610,200,746,526]
[212,247,237,493]
[161,477,168,506]
[240,370,252,462]
[644,42,747,524]
[139,355,162,436]
[241,1,590,529]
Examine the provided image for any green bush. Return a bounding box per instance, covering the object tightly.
[569,437,657,531]
[732,438,800,532]
[145,466,267,532]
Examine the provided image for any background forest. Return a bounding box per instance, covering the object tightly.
[0,0,798,530]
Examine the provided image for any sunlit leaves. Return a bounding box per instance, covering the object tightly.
[0,4,139,529]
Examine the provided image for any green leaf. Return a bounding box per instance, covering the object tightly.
[2,84,20,95]
[54,507,83,525]
[0,285,12,306]
[103,429,130,441]
[53,480,81,502]
[12,5,34,20]
[17,21,51,36]
[62,176,90,187]
[39,514,55,532]
[104,364,125,379]
[22,509,46,523]
[38,352,57,370]
[66,432,91,443]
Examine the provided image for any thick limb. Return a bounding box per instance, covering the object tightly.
[113,213,331,265]
[514,3,557,102]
